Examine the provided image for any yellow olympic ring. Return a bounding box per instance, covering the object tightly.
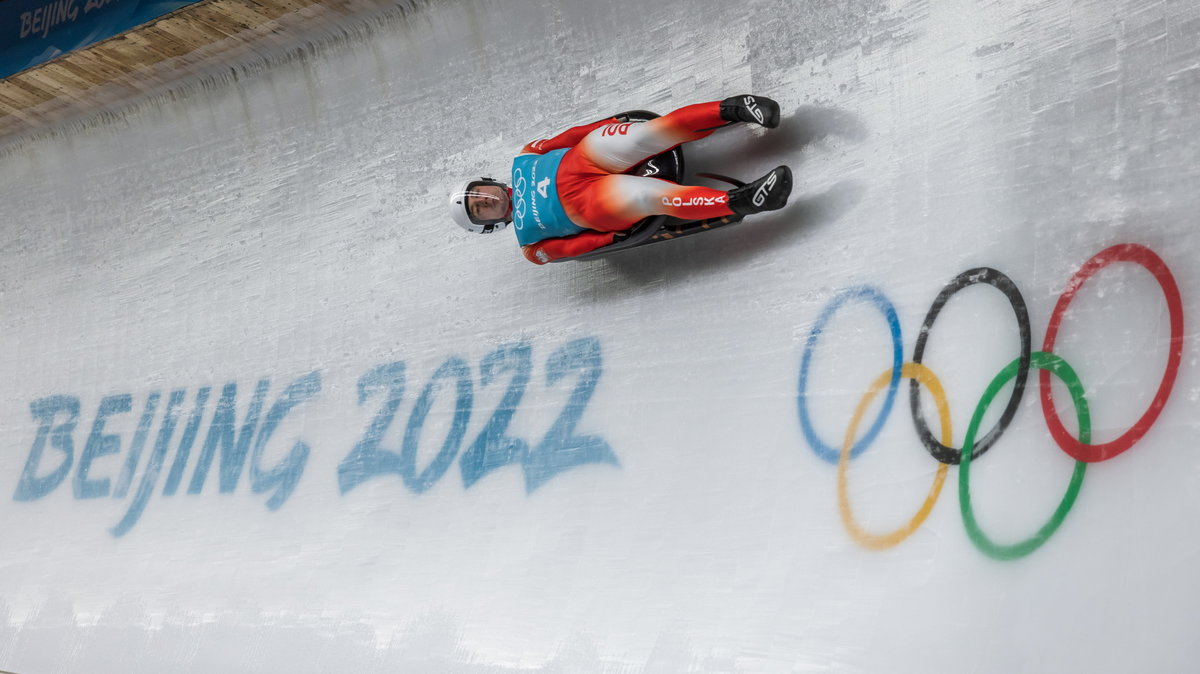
[838,363,951,549]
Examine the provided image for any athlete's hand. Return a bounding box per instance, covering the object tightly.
[522,242,553,264]
[521,139,550,154]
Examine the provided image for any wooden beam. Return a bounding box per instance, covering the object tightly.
[0,0,396,139]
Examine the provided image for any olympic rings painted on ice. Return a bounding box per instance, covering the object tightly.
[797,243,1184,559]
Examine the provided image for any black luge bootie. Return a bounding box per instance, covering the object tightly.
[727,165,793,215]
[719,94,781,128]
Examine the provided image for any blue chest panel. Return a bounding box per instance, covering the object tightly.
[511,149,585,246]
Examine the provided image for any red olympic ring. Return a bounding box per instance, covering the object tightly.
[1040,244,1185,463]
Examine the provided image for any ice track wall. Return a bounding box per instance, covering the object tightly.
[1,0,1199,671]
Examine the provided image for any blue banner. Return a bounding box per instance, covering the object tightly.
[1,0,201,79]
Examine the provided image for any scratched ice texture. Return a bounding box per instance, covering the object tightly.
[0,0,1198,672]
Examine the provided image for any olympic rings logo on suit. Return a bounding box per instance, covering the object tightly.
[795,243,1185,560]
[512,169,527,222]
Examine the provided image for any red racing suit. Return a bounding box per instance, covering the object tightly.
[516,101,737,264]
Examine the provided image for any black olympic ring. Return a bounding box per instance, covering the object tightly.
[908,268,1032,465]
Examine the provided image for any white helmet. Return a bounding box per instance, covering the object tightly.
[449,178,512,234]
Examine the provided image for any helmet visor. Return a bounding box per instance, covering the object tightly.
[458,180,510,225]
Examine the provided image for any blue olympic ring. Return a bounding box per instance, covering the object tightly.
[797,286,903,464]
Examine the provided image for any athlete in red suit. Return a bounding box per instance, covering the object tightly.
[449,95,792,264]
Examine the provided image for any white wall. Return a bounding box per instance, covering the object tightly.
[1,0,1198,671]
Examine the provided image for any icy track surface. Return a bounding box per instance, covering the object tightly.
[1,0,1199,671]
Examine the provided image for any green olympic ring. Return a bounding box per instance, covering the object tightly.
[959,352,1090,560]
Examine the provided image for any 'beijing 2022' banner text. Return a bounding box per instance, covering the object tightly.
[1,0,201,80]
